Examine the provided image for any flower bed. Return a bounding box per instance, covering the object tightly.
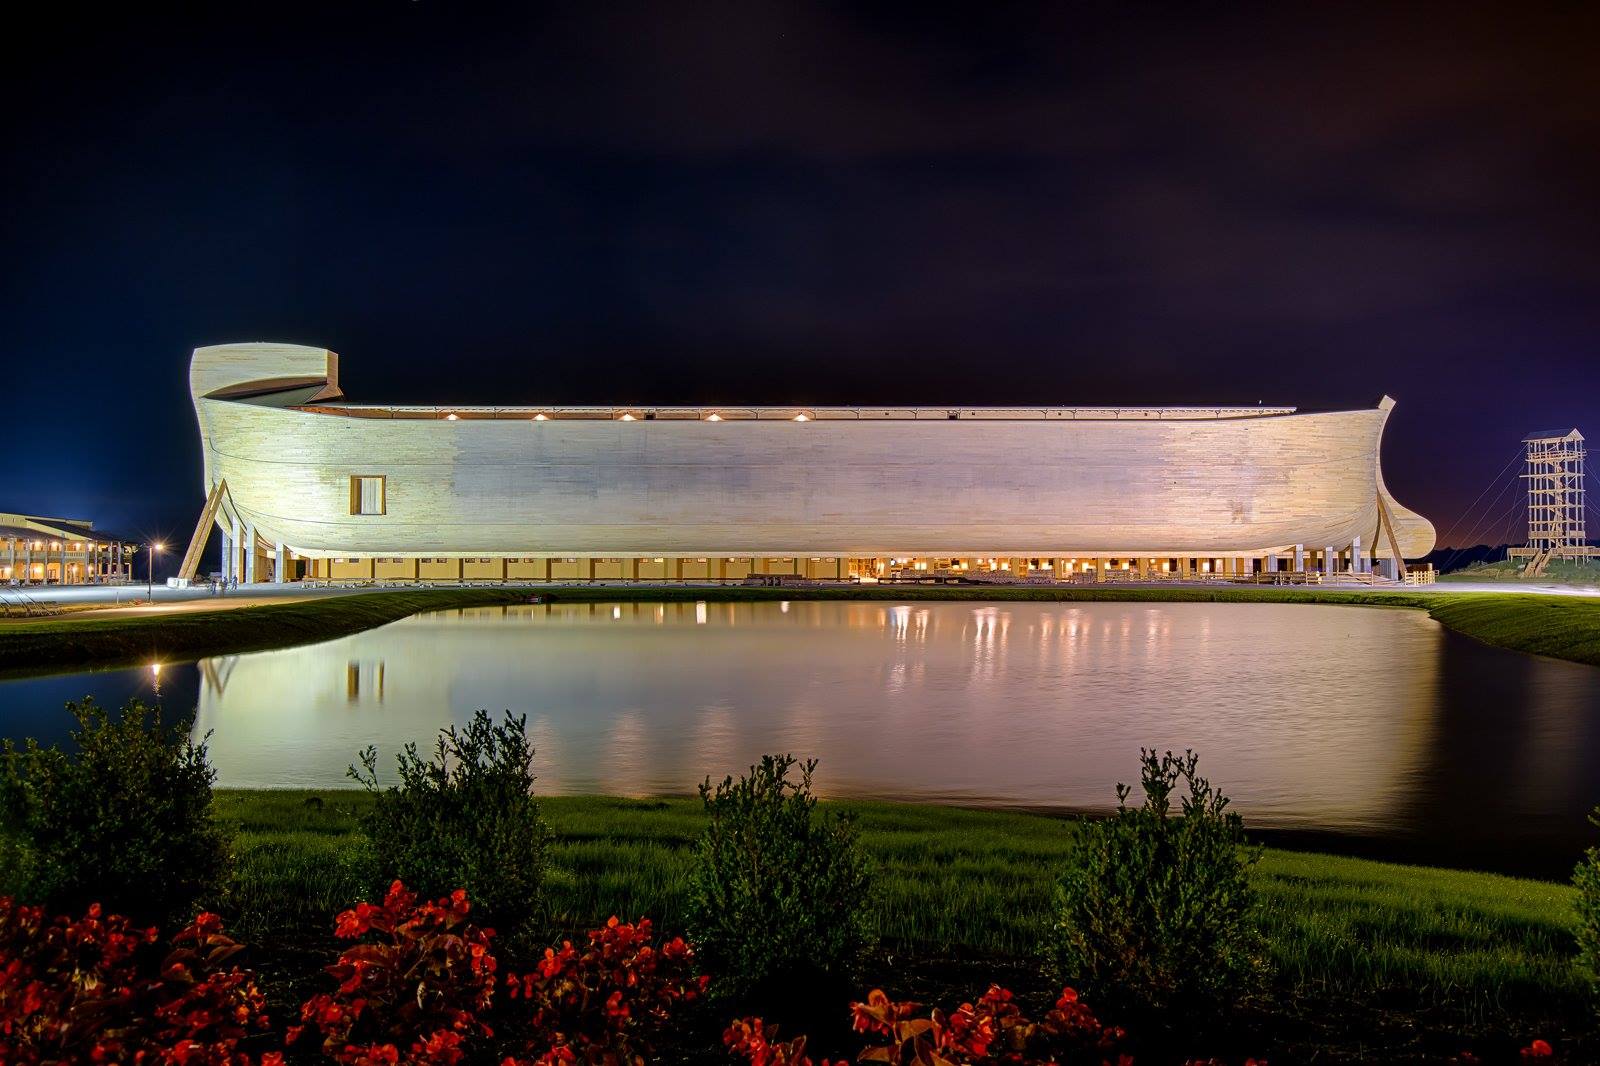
[0,896,276,1065]
[0,887,1563,1065]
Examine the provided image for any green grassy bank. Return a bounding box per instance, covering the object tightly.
[216,790,1585,1024]
[8,583,1597,677]
[0,588,532,677]
[1441,559,1600,587]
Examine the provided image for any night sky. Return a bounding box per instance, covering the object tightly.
[5,2,1597,562]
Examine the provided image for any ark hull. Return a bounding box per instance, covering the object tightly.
[188,342,1435,577]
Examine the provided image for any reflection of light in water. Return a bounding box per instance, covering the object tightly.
[525,715,564,794]
[780,600,790,613]
[970,607,1005,679]
[693,704,739,784]
[886,660,908,694]
[891,605,910,642]
[598,710,650,796]
[186,601,1476,834]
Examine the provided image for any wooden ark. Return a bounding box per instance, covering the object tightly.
[185,342,1435,581]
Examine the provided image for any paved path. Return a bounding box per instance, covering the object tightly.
[0,583,372,622]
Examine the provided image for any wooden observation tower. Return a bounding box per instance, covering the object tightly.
[1512,428,1592,575]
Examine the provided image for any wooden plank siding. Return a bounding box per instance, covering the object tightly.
[189,343,1436,568]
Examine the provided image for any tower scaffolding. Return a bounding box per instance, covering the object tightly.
[1516,428,1591,570]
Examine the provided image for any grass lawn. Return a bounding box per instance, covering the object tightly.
[4,584,1600,675]
[0,588,531,677]
[214,790,1587,1027]
[1441,560,1600,588]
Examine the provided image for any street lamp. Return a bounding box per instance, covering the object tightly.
[148,541,165,599]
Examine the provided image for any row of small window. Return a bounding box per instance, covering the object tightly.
[330,558,560,565]
[326,557,815,565]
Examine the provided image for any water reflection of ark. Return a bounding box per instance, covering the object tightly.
[180,601,1600,875]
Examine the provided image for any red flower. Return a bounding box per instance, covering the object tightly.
[292,883,497,1066]
[0,897,272,1066]
[736,982,1133,1066]
[499,916,703,1063]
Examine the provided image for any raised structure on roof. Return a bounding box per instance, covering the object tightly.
[183,341,1436,584]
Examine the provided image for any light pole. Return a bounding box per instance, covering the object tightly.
[147,542,164,599]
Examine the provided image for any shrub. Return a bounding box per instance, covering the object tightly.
[686,754,873,998]
[0,697,231,923]
[349,709,550,938]
[288,880,497,1066]
[1050,749,1266,1013]
[0,895,277,1065]
[724,983,1128,1065]
[500,915,708,1064]
[1571,807,1600,990]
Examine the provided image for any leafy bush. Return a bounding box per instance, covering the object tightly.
[350,709,550,938]
[1050,749,1266,1013]
[501,915,708,1064]
[1570,804,1600,995]
[686,754,873,998]
[0,697,231,923]
[0,895,277,1065]
[288,880,498,1066]
[724,983,1129,1065]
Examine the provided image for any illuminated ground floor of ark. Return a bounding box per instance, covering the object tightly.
[227,550,1416,585]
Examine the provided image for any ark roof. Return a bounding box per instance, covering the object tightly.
[298,402,1301,422]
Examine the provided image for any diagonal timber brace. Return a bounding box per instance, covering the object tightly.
[1375,492,1408,579]
[177,479,230,583]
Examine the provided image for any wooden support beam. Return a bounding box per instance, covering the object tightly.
[177,480,229,583]
[1375,493,1408,579]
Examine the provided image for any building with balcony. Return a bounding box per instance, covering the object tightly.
[2,512,138,585]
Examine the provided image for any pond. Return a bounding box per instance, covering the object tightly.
[6,599,1600,877]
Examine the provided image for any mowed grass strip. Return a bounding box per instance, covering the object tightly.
[1424,593,1600,669]
[1440,560,1600,588]
[1257,850,1582,1013]
[212,791,1586,1014]
[0,589,531,676]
